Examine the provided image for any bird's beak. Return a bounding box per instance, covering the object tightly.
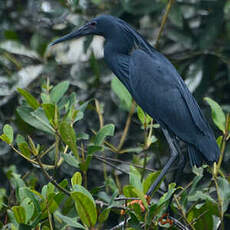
[49,24,90,46]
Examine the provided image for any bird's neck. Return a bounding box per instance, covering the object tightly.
[104,40,131,92]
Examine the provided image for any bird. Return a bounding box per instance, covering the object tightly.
[50,15,220,196]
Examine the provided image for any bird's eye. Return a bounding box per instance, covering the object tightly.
[90,21,97,26]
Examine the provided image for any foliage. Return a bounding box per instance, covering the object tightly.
[0,81,229,229]
[0,0,230,229]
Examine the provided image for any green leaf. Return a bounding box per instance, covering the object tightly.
[0,134,10,144]
[0,188,6,210]
[204,97,226,132]
[158,183,176,207]
[21,198,34,223]
[42,182,55,198]
[76,133,89,140]
[19,143,31,158]
[137,106,152,126]
[94,124,115,146]
[55,211,85,229]
[87,145,103,155]
[59,121,79,159]
[98,208,111,223]
[111,77,132,111]
[216,135,223,148]
[17,106,55,134]
[16,135,31,157]
[187,200,218,230]
[123,185,139,198]
[8,172,26,190]
[80,145,103,172]
[62,153,79,168]
[71,185,97,227]
[129,166,142,192]
[12,206,26,224]
[31,108,55,133]
[18,187,41,215]
[50,81,69,104]
[188,191,216,203]
[217,177,230,213]
[41,93,51,104]
[188,167,204,199]
[17,88,40,109]
[1,124,14,144]
[132,187,148,210]
[71,172,82,186]
[16,134,25,145]
[142,171,161,194]
[119,147,143,154]
[42,104,55,123]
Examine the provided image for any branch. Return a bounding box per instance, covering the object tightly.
[117,100,136,151]
[36,155,70,196]
[155,0,175,48]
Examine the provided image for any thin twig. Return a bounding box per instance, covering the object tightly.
[190,210,208,225]
[110,219,130,230]
[155,0,175,48]
[117,100,136,151]
[94,155,156,172]
[81,142,88,189]
[40,143,56,159]
[217,113,229,172]
[93,155,128,174]
[9,144,56,169]
[47,209,54,230]
[141,151,148,182]
[95,99,104,129]
[114,197,140,201]
[213,176,224,230]
[174,194,195,230]
[169,216,190,230]
[91,129,118,152]
[95,200,125,210]
[36,155,70,196]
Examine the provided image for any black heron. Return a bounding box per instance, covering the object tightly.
[50,15,220,196]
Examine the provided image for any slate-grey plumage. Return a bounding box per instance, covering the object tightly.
[50,15,220,196]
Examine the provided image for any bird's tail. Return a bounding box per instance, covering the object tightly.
[188,145,205,167]
[188,135,220,167]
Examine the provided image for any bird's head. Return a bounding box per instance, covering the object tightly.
[49,15,118,46]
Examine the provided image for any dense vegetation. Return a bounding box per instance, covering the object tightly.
[0,0,230,229]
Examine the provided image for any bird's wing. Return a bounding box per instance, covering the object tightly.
[129,49,213,142]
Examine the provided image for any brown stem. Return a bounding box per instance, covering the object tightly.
[217,113,230,172]
[174,194,196,230]
[36,155,70,196]
[155,0,175,49]
[93,155,128,174]
[95,99,104,128]
[95,155,156,172]
[117,100,136,151]
[213,176,224,230]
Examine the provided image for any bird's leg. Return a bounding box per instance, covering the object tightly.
[146,128,179,196]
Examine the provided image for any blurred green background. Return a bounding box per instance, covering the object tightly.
[0,0,230,228]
